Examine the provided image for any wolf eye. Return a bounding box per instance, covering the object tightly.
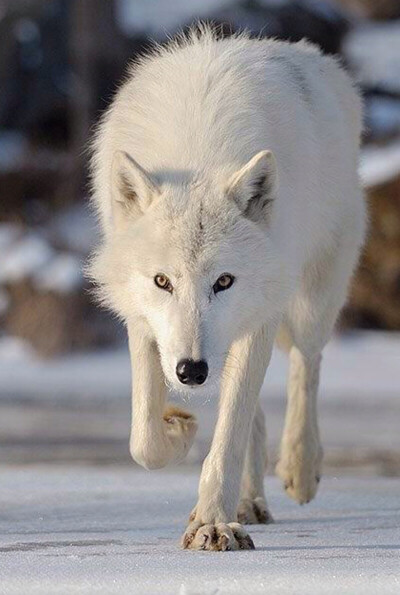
[154,273,173,293]
[213,274,235,294]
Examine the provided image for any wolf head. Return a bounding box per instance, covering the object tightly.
[90,150,289,393]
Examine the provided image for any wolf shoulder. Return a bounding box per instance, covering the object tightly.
[129,30,362,136]
[91,30,363,237]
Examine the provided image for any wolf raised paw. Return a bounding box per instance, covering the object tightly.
[162,405,198,464]
[182,521,255,551]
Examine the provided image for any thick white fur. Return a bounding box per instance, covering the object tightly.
[89,27,366,550]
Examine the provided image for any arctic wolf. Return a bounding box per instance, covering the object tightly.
[89,27,366,551]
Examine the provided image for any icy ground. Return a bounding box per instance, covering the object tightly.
[0,466,399,595]
[0,331,399,469]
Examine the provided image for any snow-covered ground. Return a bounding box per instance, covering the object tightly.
[3,330,399,404]
[0,331,399,468]
[0,466,399,594]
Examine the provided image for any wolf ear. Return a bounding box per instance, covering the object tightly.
[111,151,160,227]
[226,150,278,223]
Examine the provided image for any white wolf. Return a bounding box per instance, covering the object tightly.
[89,27,366,551]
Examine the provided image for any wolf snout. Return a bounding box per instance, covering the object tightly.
[176,359,208,386]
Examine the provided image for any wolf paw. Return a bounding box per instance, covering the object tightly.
[182,521,255,551]
[162,405,197,462]
[276,441,322,505]
[131,405,197,469]
[237,497,274,525]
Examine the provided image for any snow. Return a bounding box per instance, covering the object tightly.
[360,140,400,188]
[344,21,400,95]
[0,231,54,283]
[1,330,398,403]
[0,223,22,250]
[0,223,84,294]
[0,336,35,362]
[47,203,98,256]
[0,466,399,594]
[33,253,82,294]
[0,331,399,462]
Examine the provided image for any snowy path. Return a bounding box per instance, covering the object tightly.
[1,331,400,470]
[1,466,399,594]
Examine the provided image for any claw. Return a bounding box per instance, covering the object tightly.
[181,520,202,549]
[242,535,255,550]
[218,534,229,551]
[230,522,255,550]
[182,533,193,549]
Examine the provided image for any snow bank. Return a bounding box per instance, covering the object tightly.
[33,253,82,294]
[360,139,400,188]
[0,232,54,283]
[47,203,97,255]
[2,330,398,403]
[344,21,400,94]
[0,335,35,362]
[0,223,84,295]
[0,223,22,250]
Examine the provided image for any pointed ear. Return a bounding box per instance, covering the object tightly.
[226,150,278,223]
[111,151,160,227]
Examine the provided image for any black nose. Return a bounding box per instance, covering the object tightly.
[176,359,208,386]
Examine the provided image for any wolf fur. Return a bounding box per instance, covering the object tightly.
[89,27,366,551]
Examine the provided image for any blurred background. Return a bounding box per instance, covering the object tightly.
[0,0,399,474]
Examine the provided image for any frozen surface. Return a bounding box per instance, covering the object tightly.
[0,331,399,464]
[0,466,399,594]
[1,331,399,402]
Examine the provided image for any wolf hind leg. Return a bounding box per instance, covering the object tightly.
[237,402,274,524]
[276,342,323,504]
[277,238,361,504]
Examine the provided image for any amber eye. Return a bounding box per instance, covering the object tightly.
[213,273,235,294]
[154,273,173,293]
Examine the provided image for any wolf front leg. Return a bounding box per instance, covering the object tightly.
[128,323,197,470]
[182,324,275,551]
